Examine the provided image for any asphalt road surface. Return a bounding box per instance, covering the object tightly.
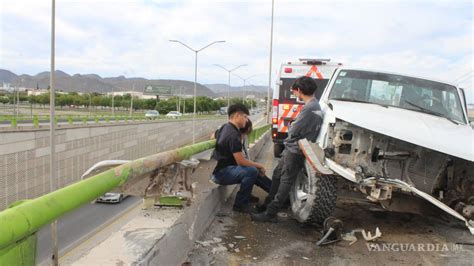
[36,196,141,265]
[186,141,474,265]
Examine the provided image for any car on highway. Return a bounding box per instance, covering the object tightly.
[288,67,474,234]
[96,192,127,203]
[166,111,182,118]
[145,110,160,120]
[219,107,228,115]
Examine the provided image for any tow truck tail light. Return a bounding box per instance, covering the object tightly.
[272,99,279,124]
[284,67,292,73]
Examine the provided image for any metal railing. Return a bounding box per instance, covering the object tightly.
[0,113,227,129]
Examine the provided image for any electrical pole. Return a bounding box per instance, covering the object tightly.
[130,84,134,116]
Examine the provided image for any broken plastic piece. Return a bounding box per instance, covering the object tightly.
[361,227,382,241]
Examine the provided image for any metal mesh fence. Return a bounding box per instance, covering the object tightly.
[0,119,225,211]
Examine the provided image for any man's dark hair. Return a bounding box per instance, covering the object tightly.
[228,103,249,117]
[292,76,318,96]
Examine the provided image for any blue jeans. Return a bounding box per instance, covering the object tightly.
[212,165,259,208]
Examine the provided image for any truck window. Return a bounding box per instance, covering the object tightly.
[279,78,329,102]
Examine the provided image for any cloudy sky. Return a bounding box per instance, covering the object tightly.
[0,0,472,101]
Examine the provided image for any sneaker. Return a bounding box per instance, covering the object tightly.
[255,203,267,213]
[232,204,254,214]
[250,212,278,223]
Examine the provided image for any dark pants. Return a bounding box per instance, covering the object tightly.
[213,165,260,208]
[255,175,272,194]
[264,151,305,216]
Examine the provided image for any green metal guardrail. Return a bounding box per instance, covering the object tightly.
[248,124,271,144]
[0,124,270,265]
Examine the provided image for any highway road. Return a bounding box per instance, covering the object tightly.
[186,140,474,265]
[36,196,142,265]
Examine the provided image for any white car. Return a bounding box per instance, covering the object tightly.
[166,111,182,118]
[289,67,474,234]
[145,110,160,120]
[96,192,127,203]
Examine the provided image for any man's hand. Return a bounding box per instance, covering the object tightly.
[256,164,266,176]
[233,152,266,176]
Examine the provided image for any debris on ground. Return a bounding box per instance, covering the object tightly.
[234,235,246,239]
[316,217,344,246]
[362,227,382,241]
[211,245,228,254]
[341,232,358,246]
[341,227,383,245]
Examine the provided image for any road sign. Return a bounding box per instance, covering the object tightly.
[144,85,173,96]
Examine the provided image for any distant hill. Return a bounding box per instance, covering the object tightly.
[0,69,17,83]
[0,69,215,97]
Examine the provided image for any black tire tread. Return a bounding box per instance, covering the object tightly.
[305,174,337,225]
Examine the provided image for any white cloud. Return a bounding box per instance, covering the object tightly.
[0,0,472,102]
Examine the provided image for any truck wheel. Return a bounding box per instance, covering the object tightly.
[273,143,284,157]
[290,160,337,225]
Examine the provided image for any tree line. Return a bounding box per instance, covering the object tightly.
[0,91,257,114]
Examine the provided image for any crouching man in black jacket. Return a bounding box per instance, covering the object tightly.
[211,103,271,213]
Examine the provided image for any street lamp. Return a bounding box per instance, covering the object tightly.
[50,0,59,265]
[266,0,275,123]
[233,74,257,103]
[130,84,135,117]
[111,89,114,116]
[169,39,225,144]
[214,64,247,108]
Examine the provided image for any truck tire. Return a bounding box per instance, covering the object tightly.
[290,160,337,225]
[273,143,284,157]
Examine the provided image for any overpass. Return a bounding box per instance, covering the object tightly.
[0,114,270,265]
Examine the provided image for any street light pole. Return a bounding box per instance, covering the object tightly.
[178,86,181,112]
[130,84,134,117]
[234,74,257,104]
[16,86,19,117]
[214,64,247,108]
[111,88,114,116]
[50,0,59,265]
[169,40,225,144]
[266,0,275,123]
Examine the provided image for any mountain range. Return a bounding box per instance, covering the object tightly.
[0,69,268,97]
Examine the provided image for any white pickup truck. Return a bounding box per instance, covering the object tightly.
[290,67,474,234]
